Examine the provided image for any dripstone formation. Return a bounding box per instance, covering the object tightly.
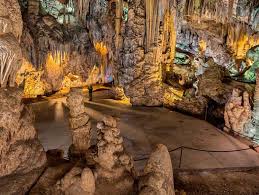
[94,115,135,194]
[139,144,175,195]
[67,88,92,156]
[52,166,96,195]
[0,88,46,194]
[224,88,252,134]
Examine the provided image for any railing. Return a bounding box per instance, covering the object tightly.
[134,143,259,169]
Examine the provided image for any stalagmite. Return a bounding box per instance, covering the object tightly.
[139,144,175,195]
[52,166,95,195]
[0,89,46,194]
[67,88,92,157]
[94,115,134,194]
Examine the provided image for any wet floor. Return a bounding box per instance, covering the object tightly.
[29,97,259,170]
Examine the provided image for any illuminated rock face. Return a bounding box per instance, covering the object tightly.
[0,88,46,194]
[176,0,259,68]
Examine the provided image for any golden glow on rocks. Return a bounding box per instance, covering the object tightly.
[199,39,207,55]
[227,32,259,59]
[94,42,109,83]
[44,51,68,91]
[16,59,45,98]
[94,42,108,56]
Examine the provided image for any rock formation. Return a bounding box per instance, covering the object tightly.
[0,1,47,194]
[139,144,175,195]
[94,115,135,194]
[67,88,92,157]
[245,69,259,140]
[0,88,46,194]
[118,0,180,106]
[111,86,128,100]
[52,166,96,195]
[224,88,252,134]
[0,0,23,88]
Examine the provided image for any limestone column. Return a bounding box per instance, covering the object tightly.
[67,88,92,156]
[94,115,134,194]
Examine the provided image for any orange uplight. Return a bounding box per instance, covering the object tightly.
[94,42,108,56]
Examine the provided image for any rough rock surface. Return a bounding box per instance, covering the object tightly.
[0,0,23,88]
[67,88,92,156]
[94,115,135,194]
[224,88,252,134]
[197,59,227,104]
[139,144,175,195]
[111,86,128,100]
[0,88,46,194]
[174,96,208,116]
[119,0,179,106]
[52,166,96,195]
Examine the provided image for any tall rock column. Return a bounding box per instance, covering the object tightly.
[67,88,92,156]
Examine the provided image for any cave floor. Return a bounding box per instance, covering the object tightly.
[30,97,259,170]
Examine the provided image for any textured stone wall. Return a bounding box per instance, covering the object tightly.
[119,0,182,106]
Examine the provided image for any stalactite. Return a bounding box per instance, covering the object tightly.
[0,47,15,88]
[115,0,122,54]
[28,0,40,15]
[74,0,89,25]
[227,23,259,60]
[145,0,174,52]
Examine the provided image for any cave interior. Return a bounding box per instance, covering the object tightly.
[0,0,259,194]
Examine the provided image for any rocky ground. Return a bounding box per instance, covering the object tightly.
[175,167,259,195]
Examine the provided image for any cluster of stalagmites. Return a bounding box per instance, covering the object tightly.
[67,88,92,156]
[32,114,175,194]
[0,87,176,194]
[0,88,46,194]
